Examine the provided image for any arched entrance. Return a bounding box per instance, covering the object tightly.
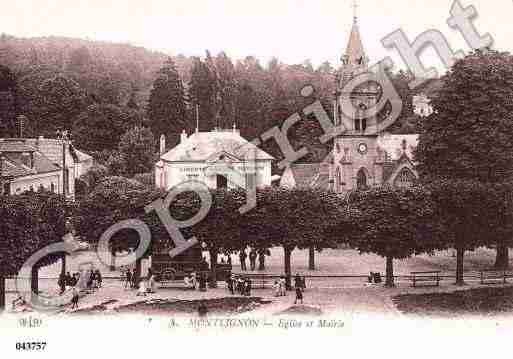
[216,174,228,189]
[356,168,368,191]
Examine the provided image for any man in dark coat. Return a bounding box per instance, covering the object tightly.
[239,250,247,271]
[249,249,257,271]
[125,269,132,289]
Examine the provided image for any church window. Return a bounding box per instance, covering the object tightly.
[394,168,416,188]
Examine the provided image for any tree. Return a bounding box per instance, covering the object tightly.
[193,189,247,287]
[0,191,68,310]
[147,58,187,144]
[427,179,502,285]
[73,103,139,152]
[111,126,156,177]
[35,74,86,136]
[416,50,513,269]
[188,56,216,131]
[244,188,340,289]
[73,176,159,277]
[345,186,440,287]
[0,64,17,137]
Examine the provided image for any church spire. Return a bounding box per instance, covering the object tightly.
[343,0,367,67]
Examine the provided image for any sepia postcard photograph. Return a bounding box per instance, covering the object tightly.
[1,0,513,357]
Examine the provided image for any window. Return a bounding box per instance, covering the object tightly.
[2,182,10,195]
[335,167,343,191]
[51,183,55,193]
[357,168,368,191]
[394,168,416,188]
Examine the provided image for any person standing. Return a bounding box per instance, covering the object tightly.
[71,287,79,310]
[95,269,102,288]
[239,249,247,271]
[65,272,73,287]
[249,249,257,271]
[125,269,132,290]
[58,273,66,294]
[131,269,138,289]
[294,285,303,305]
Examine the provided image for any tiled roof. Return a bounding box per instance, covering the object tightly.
[0,140,36,153]
[24,138,75,168]
[33,152,61,174]
[289,164,321,188]
[1,158,33,177]
[0,139,61,179]
[161,130,274,162]
[377,133,418,162]
[74,149,92,162]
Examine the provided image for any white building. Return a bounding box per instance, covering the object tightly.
[155,127,275,191]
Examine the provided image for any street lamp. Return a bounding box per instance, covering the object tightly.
[56,130,71,277]
[55,130,70,198]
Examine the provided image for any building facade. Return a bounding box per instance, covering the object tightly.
[330,13,419,193]
[281,13,420,192]
[0,137,92,198]
[156,127,275,191]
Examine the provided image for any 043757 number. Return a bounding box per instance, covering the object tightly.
[16,342,47,351]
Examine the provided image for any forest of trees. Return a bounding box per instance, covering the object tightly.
[0,34,425,172]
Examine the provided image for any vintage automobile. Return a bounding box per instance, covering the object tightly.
[152,245,232,283]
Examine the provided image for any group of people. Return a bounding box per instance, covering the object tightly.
[183,272,208,291]
[273,274,306,304]
[57,268,103,310]
[226,274,252,296]
[122,267,157,296]
[238,249,258,271]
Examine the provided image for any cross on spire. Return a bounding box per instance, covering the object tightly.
[352,0,359,23]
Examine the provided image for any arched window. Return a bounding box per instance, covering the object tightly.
[356,168,368,191]
[335,167,342,192]
[394,168,416,188]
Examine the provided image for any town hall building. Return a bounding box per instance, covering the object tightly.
[155,126,275,191]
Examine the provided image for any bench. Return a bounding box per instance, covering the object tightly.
[480,270,509,285]
[411,271,441,287]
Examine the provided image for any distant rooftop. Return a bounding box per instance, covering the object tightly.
[161,129,274,162]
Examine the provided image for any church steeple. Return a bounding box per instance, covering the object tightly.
[342,0,367,67]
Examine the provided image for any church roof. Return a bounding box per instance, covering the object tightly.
[377,133,418,162]
[161,129,274,162]
[344,18,366,65]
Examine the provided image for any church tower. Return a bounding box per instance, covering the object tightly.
[332,4,385,193]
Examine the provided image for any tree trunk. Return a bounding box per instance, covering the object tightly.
[284,246,292,290]
[135,258,142,283]
[0,274,5,313]
[209,249,218,288]
[456,245,465,285]
[385,255,395,287]
[61,254,66,276]
[109,249,116,271]
[495,244,509,270]
[258,252,265,271]
[308,246,315,270]
[31,266,39,304]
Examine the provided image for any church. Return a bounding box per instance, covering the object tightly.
[281,11,420,192]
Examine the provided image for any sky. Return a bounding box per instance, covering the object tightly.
[2,0,512,72]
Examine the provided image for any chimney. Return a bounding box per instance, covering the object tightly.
[180,129,187,143]
[159,134,166,155]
